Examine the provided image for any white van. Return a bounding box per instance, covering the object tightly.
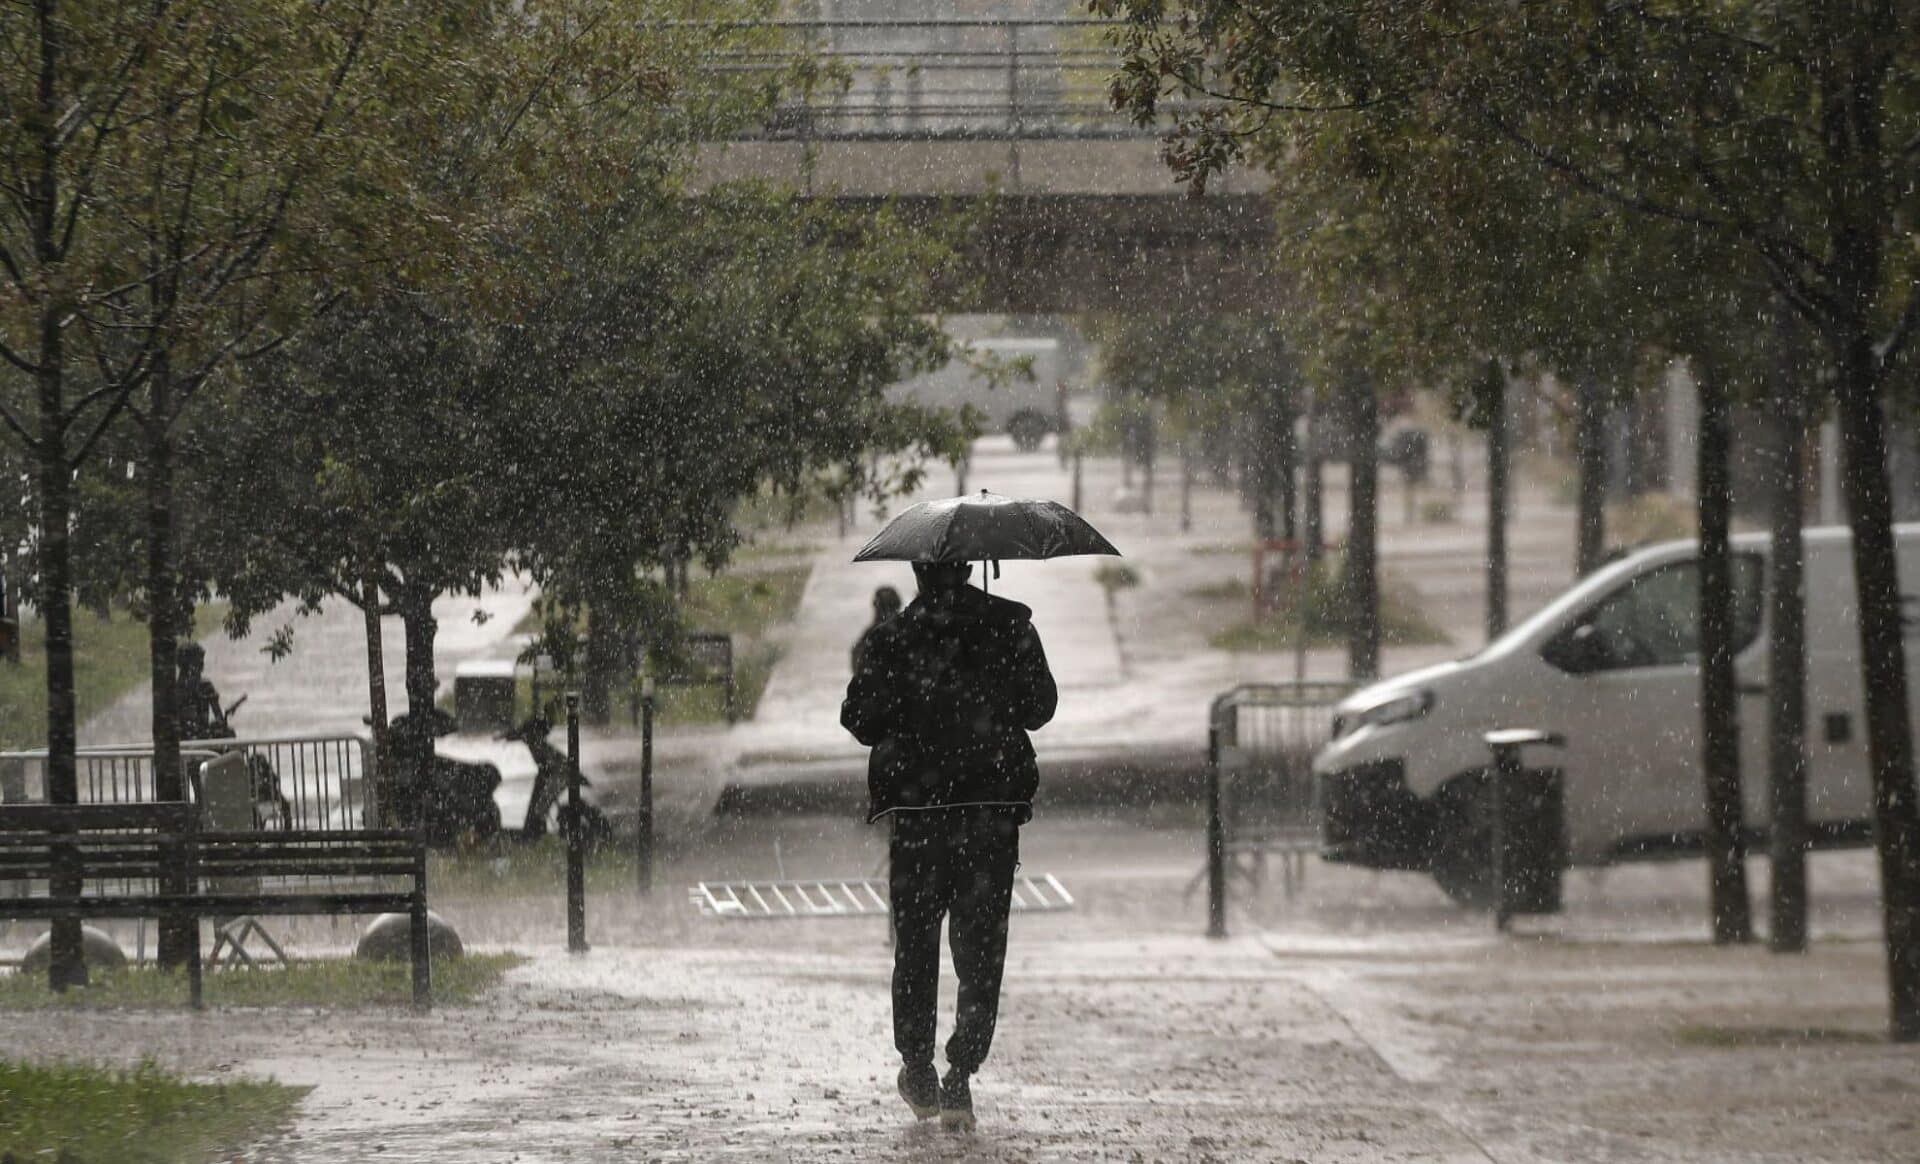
[1312,525,1918,905]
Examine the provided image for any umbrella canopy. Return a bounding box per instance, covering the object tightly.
[854,490,1121,563]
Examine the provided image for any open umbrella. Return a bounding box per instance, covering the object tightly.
[853,489,1121,564]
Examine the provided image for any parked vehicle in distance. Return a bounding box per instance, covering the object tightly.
[1313,525,1919,906]
[888,337,1062,452]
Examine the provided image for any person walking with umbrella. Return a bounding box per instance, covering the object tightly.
[840,491,1117,1130]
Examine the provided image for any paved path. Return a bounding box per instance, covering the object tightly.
[71,433,1580,820]
[724,433,1577,793]
[5,820,1908,1163]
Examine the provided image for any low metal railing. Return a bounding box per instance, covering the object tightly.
[1,735,376,832]
[695,16,1195,142]
[1202,681,1353,937]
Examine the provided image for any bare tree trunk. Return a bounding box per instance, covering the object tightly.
[31,0,84,992]
[1252,396,1278,541]
[582,601,620,725]
[1179,446,1192,534]
[1486,362,1510,641]
[1346,373,1380,681]
[399,590,439,717]
[144,360,193,970]
[36,326,85,990]
[1279,399,1299,541]
[1766,331,1810,955]
[1304,400,1325,561]
[1834,345,1920,1041]
[361,563,392,828]
[1695,354,1753,944]
[1575,375,1609,576]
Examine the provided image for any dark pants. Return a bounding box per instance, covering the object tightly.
[889,808,1020,1075]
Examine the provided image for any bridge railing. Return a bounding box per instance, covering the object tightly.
[699,17,1200,141]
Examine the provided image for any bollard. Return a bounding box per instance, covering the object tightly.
[1481,729,1564,933]
[566,692,588,953]
[1071,452,1084,514]
[637,677,655,896]
[1205,719,1227,939]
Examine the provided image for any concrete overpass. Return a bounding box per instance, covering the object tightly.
[688,15,1283,313]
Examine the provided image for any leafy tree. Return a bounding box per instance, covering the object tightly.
[1088,312,1302,538]
[1099,0,1920,1037]
[508,185,969,720]
[0,0,471,983]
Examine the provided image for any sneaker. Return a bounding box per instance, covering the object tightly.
[897,1062,939,1120]
[939,1070,975,1131]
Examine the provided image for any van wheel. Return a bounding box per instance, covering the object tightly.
[1430,772,1497,910]
[1008,411,1051,453]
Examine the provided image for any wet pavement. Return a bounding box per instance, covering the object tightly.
[6,810,1916,1162]
[32,439,1919,1160]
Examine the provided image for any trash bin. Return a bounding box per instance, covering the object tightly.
[1496,766,1565,916]
[452,660,517,734]
[1482,729,1566,927]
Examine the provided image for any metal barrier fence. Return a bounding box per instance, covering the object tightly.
[1,735,375,831]
[1202,682,1352,937]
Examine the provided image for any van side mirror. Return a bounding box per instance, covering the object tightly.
[1543,621,1610,674]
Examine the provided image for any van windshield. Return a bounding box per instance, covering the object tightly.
[1473,549,1766,665]
[1469,553,1670,661]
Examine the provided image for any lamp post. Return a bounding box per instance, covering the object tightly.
[637,676,655,896]
[565,692,588,953]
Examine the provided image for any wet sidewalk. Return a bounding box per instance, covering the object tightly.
[5,811,1913,1163]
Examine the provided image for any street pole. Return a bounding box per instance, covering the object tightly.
[1206,715,1227,939]
[1071,451,1083,513]
[565,692,588,953]
[637,677,655,896]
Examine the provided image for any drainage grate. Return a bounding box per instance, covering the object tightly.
[690,873,1074,919]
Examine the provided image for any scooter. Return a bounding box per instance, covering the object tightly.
[501,714,612,847]
[382,709,504,848]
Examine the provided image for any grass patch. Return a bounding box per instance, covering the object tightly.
[1675,1024,1882,1049]
[431,836,649,898]
[0,604,226,751]
[680,567,809,642]
[0,1058,305,1164]
[1189,541,1254,558]
[734,541,819,564]
[0,953,521,1011]
[1184,577,1249,602]
[1205,554,1448,651]
[1609,492,1695,547]
[507,567,809,726]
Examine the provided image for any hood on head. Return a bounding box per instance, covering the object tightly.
[918,585,1032,626]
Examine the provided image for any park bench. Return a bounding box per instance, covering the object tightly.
[0,802,434,1009]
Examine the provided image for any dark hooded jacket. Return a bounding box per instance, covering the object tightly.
[841,585,1057,823]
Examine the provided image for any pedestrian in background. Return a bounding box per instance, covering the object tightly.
[851,585,903,673]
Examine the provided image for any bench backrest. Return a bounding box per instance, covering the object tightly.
[0,801,195,834]
[0,804,421,895]
[194,830,423,883]
[0,802,195,890]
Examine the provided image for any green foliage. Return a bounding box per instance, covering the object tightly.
[0,1058,304,1164]
[0,606,222,751]
[1203,556,1447,651]
[0,954,522,1011]
[1094,562,1142,596]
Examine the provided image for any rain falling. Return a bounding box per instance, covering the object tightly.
[1,1,1918,1161]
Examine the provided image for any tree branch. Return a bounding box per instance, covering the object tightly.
[0,398,37,450]
[0,333,44,376]
[66,377,142,468]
